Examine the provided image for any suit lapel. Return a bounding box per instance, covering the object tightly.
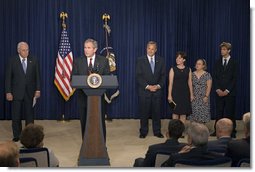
[82,56,88,74]
[26,56,32,75]
[144,56,154,74]
[16,56,26,75]
[154,56,160,74]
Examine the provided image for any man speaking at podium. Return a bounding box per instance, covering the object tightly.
[72,38,110,140]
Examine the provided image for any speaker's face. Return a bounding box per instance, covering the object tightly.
[84,42,97,58]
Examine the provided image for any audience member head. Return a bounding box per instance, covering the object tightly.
[186,122,209,147]
[215,118,233,139]
[242,112,250,138]
[0,141,19,167]
[166,119,185,140]
[20,124,44,148]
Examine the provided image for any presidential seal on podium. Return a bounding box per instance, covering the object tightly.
[87,73,102,88]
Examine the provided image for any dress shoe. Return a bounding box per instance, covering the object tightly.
[12,138,19,142]
[139,134,146,138]
[210,132,216,136]
[154,133,164,138]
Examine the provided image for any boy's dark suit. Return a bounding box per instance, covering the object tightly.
[213,57,238,136]
[72,55,110,140]
[5,55,41,139]
[136,55,166,135]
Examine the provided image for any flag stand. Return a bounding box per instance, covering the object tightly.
[57,114,70,123]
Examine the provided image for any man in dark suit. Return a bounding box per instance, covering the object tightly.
[136,41,166,138]
[161,122,223,167]
[207,118,232,154]
[133,119,186,167]
[226,112,250,166]
[211,42,238,138]
[72,38,110,140]
[5,42,41,142]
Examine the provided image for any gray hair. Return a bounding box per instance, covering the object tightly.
[84,38,98,49]
[187,122,209,147]
[242,112,250,132]
[17,42,29,51]
[216,118,233,134]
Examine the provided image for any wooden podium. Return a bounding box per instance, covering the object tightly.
[71,75,118,166]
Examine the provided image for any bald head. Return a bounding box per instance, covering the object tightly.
[0,141,19,167]
[216,118,233,138]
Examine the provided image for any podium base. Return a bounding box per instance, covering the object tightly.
[78,157,110,166]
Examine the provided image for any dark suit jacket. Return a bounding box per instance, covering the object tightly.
[142,139,186,167]
[161,145,223,167]
[226,136,250,166]
[207,137,232,154]
[213,57,238,96]
[5,55,41,100]
[72,55,110,102]
[136,55,166,97]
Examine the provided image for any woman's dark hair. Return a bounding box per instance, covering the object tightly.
[176,51,187,60]
[20,124,44,148]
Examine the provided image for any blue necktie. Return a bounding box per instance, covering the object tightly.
[150,57,155,73]
[22,59,27,74]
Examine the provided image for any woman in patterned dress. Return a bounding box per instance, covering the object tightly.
[188,59,212,123]
[168,52,194,125]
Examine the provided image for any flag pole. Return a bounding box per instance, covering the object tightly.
[57,12,70,123]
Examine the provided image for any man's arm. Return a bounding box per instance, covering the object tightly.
[5,58,12,94]
[5,58,13,101]
[135,58,148,89]
[158,58,166,89]
[103,58,110,75]
[226,60,238,94]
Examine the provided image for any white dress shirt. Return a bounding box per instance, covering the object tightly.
[87,54,96,67]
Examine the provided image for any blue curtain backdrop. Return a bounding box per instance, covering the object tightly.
[0,0,250,120]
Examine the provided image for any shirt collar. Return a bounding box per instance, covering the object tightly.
[19,55,27,62]
[147,55,155,61]
[88,54,95,61]
[222,55,231,63]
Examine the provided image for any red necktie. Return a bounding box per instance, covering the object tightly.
[88,58,93,74]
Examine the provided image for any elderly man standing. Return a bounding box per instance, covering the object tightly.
[5,42,41,142]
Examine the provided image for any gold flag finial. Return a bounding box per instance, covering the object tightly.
[102,13,110,24]
[102,13,111,34]
[60,12,68,29]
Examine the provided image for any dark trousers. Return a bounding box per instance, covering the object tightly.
[139,95,161,135]
[78,93,106,142]
[11,93,34,139]
[214,95,236,135]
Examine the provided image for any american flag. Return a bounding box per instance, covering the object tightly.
[54,28,75,101]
